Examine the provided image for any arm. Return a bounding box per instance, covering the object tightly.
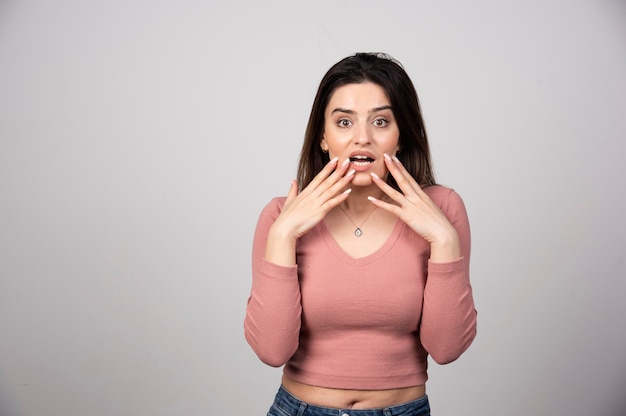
[244,158,355,366]
[369,154,477,364]
[243,199,302,367]
[419,189,477,364]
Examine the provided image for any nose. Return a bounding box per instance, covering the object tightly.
[353,123,371,145]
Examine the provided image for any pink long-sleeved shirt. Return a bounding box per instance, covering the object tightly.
[244,185,477,390]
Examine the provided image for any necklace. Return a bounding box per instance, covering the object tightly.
[338,204,379,237]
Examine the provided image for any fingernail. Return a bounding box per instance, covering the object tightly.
[383,153,392,162]
[392,155,400,163]
[330,156,339,164]
[347,169,355,176]
[343,188,352,194]
[367,196,377,201]
[341,157,350,167]
[370,172,380,179]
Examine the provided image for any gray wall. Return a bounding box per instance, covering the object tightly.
[1,1,625,415]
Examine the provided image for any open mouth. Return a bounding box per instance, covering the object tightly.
[349,155,375,166]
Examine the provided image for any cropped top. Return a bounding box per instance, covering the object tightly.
[244,185,477,390]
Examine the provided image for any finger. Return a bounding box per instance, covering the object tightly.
[303,166,354,218]
[325,157,352,183]
[367,194,403,217]
[385,155,441,211]
[307,157,351,198]
[390,154,432,199]
[302,156,340,194]
[383,153,420,197]
[321,167,355,199]
[322,187,352,211]
[370,171,407,206]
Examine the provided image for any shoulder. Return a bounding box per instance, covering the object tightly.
[423,185,470,226]
[265,196,287,210]
[253,197,288,237]
[423,184,465,208]
[258,196,287,220]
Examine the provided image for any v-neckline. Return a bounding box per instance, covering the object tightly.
[318,217,405,266]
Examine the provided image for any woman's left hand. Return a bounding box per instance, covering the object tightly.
[369,153,461,262]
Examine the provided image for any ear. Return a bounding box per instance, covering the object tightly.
[320,134,328,152]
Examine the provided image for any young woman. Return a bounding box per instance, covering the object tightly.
[245,52,477,416]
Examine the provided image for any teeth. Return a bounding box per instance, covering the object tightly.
[350,155,373,166]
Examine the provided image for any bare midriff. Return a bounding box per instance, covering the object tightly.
[281,375,426,410]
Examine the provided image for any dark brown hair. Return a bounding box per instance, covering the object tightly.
[296,52,436,191]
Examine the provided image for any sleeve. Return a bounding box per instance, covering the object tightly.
[420,189,477,364]
[243,198,302,367]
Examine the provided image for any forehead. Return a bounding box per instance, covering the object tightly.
[326,82,391,111]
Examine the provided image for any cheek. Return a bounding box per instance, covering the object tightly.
[381,132,400,152]
[324,132,350,149]
[392,131,401,152]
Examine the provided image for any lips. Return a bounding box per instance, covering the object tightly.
[347,151,376,171]
[349,151,376,166]
[350,156,374,166]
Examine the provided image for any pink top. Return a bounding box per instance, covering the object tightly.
[244,185,477,390]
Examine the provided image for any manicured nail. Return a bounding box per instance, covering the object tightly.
[383,153,392,162]
[330,156,339,164]
[341,157,350,167]
[370,172,380,179]
[392,155,400,163]
[347,169,355,176]
[367,196,377,202]
[343,188,352,194]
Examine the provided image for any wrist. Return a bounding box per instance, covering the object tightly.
[264,223,298,266]
[429,229,461,263]
[268,221,299,245]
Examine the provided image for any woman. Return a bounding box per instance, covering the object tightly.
[245,52,477,416]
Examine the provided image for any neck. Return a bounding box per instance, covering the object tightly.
[341,186,384,214]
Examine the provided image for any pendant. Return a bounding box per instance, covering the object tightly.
[354,227,363,237]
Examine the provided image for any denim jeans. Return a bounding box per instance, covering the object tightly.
[267,386,430,416]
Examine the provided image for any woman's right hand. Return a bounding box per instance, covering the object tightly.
[264,157,354,266]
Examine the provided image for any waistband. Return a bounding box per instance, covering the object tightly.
[271,385,430,416]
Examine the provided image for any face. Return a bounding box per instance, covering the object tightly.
[321,82,400,187]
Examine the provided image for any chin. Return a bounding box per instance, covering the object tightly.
[351,174,375,188]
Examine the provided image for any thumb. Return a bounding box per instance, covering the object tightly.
[285,179,298,203]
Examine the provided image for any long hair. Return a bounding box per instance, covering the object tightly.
[296,52,436,191]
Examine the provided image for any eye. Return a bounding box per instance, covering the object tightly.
[373,117,389,127]
[338,118,352,128]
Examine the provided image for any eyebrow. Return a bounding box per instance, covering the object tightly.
[331,105,393,115]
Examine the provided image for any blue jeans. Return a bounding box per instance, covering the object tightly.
[267,386,431,416]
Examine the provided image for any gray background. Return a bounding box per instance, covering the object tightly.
[1,1,625,415]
